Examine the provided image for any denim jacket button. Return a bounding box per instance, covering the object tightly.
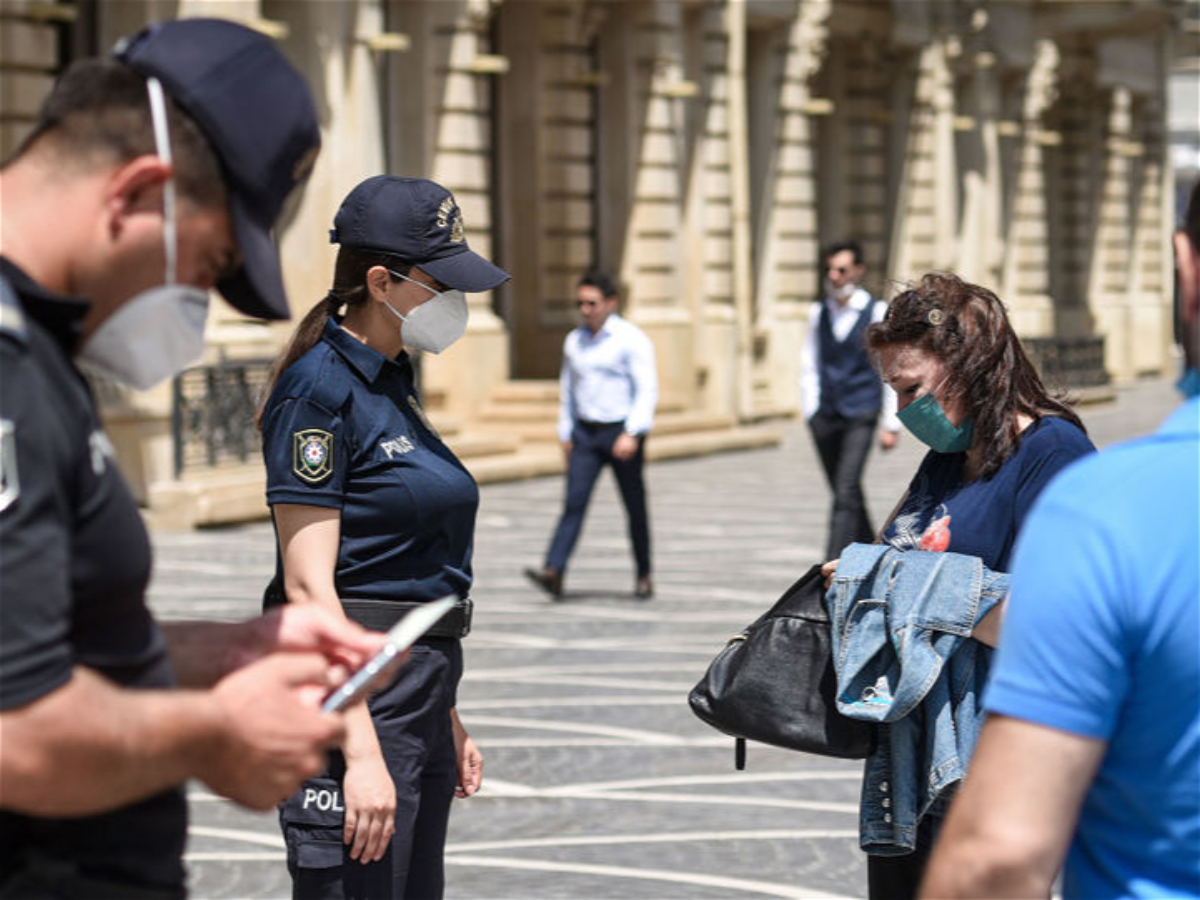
[880,781,888,792]
[884,813,892,823]
[882,798,890,808]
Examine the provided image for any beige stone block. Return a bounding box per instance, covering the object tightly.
[703,168,731,198]
[632,202,682,233]
[544,125,592,159]
[910,157,937,181]
[546,160,593,194]
[423,320,510,418]
[849,123,886,149]
[778,80,812,110]
[628,270,681,306]
[643,96,678,131]
[774,175,815,206]
[432,151,490,192]
[543,234,594,271]
[543,197,594,229]
[544,85,592,120]
[705,104,729,133]
[703,238,732,267]
[438,72,489,113]
[703,267,733,298]
[436,111,490,153]
[778,114,814,144]
[0,70,54,118]
[704,138,731,168]
[704,202,734,230]
[641,131,679,166]
[456,208,494,242]
[0,20,57,68]
[776,142,815,173]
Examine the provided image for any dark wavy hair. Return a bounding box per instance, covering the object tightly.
[866,273,1084,480]
[254,248,410,427]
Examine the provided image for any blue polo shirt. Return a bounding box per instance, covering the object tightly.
[261,317,478,603]
[987,398,1200,900]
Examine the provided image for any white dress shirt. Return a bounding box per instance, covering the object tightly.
[558,313,658,443]
[799,287,899,431]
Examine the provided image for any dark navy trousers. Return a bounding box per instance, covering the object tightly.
[280,640,462,900]
[809,410,878,560]
[546,421,651,578]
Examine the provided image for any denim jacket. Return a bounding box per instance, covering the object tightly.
[826,543,1007,855]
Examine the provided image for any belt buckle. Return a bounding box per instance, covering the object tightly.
[456,597,473,638]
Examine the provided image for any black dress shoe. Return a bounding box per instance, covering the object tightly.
[524,566,563,600]
[635,576,654,600]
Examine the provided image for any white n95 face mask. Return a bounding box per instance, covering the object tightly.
[383,269,469,354]
[78,76,210,390]
[824,278,857,301]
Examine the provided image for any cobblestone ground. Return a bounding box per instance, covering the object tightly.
[146,377,1181,900]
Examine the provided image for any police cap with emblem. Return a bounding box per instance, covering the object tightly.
[115,18,321,321]
[329,176,510,293]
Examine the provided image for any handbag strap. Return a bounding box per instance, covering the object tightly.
[875,489,909,543]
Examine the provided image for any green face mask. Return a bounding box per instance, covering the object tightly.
[897,390,974,453]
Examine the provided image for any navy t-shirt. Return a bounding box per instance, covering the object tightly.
[0,259,185,890]
[261,318,478,603]
[883,416,1095,571]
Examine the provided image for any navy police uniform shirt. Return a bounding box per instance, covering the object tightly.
[261,317,479,604]
[0,258,186,890]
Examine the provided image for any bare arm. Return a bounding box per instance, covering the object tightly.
[0,654,342,816]
[273,503,395,864]
[919,714,1105,899]
[161,605,387,689]
[971,602,1005,648]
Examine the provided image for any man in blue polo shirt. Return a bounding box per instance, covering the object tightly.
[920,182,1200,898]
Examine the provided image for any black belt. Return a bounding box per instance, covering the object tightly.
[577,419,624,428]
[341,598,472,639]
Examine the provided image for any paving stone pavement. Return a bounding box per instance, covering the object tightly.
[145,377,1182,900]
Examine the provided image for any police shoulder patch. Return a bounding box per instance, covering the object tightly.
[293,428,334,484]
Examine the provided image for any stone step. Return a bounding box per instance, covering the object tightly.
[443,432,521,458]
[476,409,739,443]
[144,423,785,529]
[488,380,560,403]
[465,423,784,484]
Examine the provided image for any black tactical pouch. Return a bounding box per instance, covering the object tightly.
[279,775,346,895]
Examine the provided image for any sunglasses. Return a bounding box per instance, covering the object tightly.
[575,299,600,309]
[826,265,850,276]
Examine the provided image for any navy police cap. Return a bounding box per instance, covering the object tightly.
[330,176,510,293]
[115,18,321,321]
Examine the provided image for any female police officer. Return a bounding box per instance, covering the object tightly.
[257,175,508,899]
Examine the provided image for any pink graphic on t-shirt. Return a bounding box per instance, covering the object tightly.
[919,515,951,552]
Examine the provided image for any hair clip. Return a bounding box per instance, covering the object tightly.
[925,308,945,326]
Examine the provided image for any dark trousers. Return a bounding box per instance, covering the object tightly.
[809,410,878,560]
[546,421,651,578]
[866,811,941,900]
[281,640,463,900]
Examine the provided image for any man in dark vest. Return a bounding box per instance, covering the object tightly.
[800,240,899,560]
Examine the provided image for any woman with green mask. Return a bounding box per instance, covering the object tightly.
[830,272,1095,900]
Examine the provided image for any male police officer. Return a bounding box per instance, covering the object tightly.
[0,19,386,897]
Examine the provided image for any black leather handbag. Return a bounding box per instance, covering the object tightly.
[688,564,876,768]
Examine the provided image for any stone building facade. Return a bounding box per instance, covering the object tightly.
[0,0,1185,526]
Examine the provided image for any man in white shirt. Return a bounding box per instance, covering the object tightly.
[525,270,658,600]
[800,240,899,560]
